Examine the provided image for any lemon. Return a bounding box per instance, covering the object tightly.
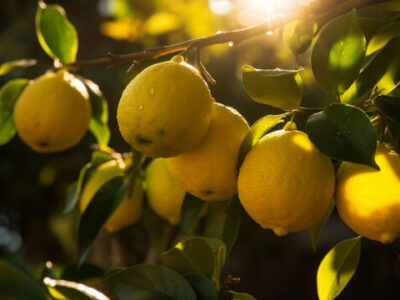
[335,144,400,243]
[237,124,335,236]
[13,70,91,152]
[80,159,143,233]
[145,158,185,225]
[117,55,212,158]
[166,102,250,201]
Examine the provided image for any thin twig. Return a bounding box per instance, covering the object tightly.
[61,0,386,72]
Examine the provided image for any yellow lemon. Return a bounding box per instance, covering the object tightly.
[166,102,250,201]
[145,158,185,225]
[335,144,400,243]
[80,159,143,233]
[13,70,91,152]
[238,125,335,236]
[117,56,212,158]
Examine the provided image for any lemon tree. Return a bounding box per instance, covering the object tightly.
[1,1,400,300]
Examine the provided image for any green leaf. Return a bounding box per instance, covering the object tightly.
[78,177,126,265]
[342,37,400,105]
[36,1,78,63]
[242,65,303,110]
[311,10,366,95]
[203,197,242,256]
[180,193,204,233]
[63,151,112,213]
[0,260,48,300]
[143,204,169,255]
[305,103,378,168]
[366,20,400,56]
[228,290,257,300]
[308,201,335,253]
[162,236,215,279]
[283,19,317,55]
[237,114,286,169]
[185,275,217,300]
[79,77,110,148]
[0,79,28,146]
[317,236,361,300]
[44,277,106,300]
[374,95,400,125]
[0,59,37,76]
[103,264,196,300]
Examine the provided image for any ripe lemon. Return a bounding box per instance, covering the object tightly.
[335,144,400,243]
[166,102,250,201]
[145,158,185,225]
[80,159,143,233]
[117,55,212,158]
[13,70,91,152]
[237,123,335,236]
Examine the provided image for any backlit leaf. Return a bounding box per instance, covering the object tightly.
[0,59,37,76]
[242,65,303,110]
[283,19,317,55]
[317,236,361,300]
[36,2,78,63]
[366,20,400,55]
[0,79,28,146]
[311,10,366,95]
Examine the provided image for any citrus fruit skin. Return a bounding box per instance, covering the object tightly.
[145,158,185,225]
[238,129,335,236]
[80,160,143,233]
[166,102,250,201]
[117,58,212,158]
[13,70,91,153]
[335,144,400,243]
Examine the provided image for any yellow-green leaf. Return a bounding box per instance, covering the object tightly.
[317,236,361,300]
[0,59,37,76]
[242,65,303,110]
[36,1,78,63]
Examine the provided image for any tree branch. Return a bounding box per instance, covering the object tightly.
[64,0,388,72]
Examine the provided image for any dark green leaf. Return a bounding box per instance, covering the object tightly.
[36,1,78,63]
[228,290,257,300]
[242,65,303,110]
[311,10,366,95]
[0,59,37,76]
[180,193,204,233]
[366,20,400,55]
[0,79,28,146]
[308,201,335,253]
[283,19,317,55]
[375,95,400,124]
[204,197,242,255]
[185,275,217,300]
[237,114,286,169]
[317,236,361,300]
[162,236,215,279]
[0,260,48,300]
[62,263,104,282]
[342,37,400,105]
[305,103,378,168]
[44,277,108,300]
[79,77,110,148]
[143,204,169,255]
[78,177,126,265]
[103,264,196,300]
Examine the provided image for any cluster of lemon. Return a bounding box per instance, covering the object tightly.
[13,57,400,243]
[116,56,400,243]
